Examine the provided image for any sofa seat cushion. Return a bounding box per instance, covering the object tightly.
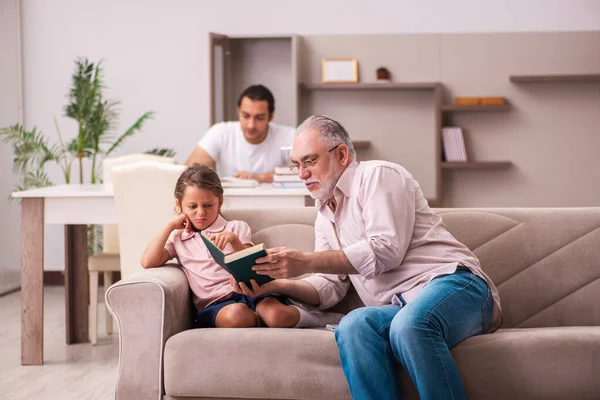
[163,327,350,399]
[454,326,600,400]
[164,326,600,400]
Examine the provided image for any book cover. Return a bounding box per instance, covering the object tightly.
[200,231,273,287]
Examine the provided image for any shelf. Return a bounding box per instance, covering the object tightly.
[441,161,512,170]
[441,104,510,112]
[299,82,440,91]
[352,140,371,149]
[509,74,600,83]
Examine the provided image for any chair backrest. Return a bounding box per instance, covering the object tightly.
[112,161,186,279]
[102,154,175,253]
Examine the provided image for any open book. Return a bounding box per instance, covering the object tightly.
[200,231,273,287]
[220,176,259,188]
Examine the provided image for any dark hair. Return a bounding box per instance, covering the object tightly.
[237,84,275,114]
[174,164,224,212]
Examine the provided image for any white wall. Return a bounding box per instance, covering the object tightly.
[11,0,600,270]
[0,0,23,291]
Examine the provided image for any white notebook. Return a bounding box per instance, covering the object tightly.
[220,177,259,188]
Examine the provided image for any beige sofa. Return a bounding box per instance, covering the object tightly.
[106,207,600,400]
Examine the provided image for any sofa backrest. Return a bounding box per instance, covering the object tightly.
[222,207,600,329]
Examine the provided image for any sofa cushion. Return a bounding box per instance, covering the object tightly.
[163,326,600,400]
[455,326,600,399]
[163,328,350,399]
[435,208,600,329]
[251,224,315,253]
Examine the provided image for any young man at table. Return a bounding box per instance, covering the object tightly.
[185,85,296,183]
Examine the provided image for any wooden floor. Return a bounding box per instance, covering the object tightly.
[0,286,118,399]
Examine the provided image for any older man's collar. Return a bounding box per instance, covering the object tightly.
[315,161,359,210]
[180,215,228,241]
[336,160,358,198]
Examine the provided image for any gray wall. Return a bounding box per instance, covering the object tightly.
[299,32,600,207]
[0,0,22,293]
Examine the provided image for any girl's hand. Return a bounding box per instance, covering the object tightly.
[230,276,278,297]
[170,214,192,233]
[210,231,242,250]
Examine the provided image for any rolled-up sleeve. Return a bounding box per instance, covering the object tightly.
[344,166,416,280]
[302,273,351,310]
[301,215,351,309]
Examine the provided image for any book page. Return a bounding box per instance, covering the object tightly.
[224,243,265,263]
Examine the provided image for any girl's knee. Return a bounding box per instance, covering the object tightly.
[259,302,300,328]
[215,304,259,328]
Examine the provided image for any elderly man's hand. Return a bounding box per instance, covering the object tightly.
[252,247,309,279]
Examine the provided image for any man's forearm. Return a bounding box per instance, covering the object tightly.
[306,250,358,275]
[185,146,216,169]
[257,172,274,183]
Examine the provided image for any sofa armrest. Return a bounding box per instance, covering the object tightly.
[106,265,192,400]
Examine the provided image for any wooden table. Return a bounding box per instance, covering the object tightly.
[12,183,310,365]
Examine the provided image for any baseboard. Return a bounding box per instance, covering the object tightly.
[44,271,65,285]
[43,271,120,286]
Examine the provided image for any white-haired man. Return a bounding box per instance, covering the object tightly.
[233,115,502,399]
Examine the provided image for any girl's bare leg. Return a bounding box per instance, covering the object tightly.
[255,297,300,328]
[215,303,259,327]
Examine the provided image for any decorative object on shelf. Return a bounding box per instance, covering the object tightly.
[322,58,358,83]
[480,97,506,106]
[376,67,391,83]
[453,96,507,107]
[454,97,480,106]
[442,127,467,162]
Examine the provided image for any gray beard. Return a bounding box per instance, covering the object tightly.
[308,160,340,202]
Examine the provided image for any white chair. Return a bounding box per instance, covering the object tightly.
[88,154,175,345]
[111,161,186,281]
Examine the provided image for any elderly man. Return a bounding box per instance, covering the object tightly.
[235,115,503,399]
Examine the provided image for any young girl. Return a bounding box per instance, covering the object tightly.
[140,163,300,328]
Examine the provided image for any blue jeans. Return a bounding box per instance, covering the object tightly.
[335,267,493,400]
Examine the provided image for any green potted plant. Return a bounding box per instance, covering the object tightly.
[1,58,175,252]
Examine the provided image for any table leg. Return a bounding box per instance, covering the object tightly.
[21,198,44,365]
[64,225,89,344]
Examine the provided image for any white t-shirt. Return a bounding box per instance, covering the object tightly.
[198,121,296,177]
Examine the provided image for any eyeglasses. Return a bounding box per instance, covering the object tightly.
[289,144,341,173]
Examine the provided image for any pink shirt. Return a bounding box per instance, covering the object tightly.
[164,215,253,309]
[303,160,503,332]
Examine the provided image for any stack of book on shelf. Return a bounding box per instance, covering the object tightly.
[273,167,304,188]
[442,127,467,162]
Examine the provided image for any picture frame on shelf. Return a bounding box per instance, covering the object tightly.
[322,58,358,83]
